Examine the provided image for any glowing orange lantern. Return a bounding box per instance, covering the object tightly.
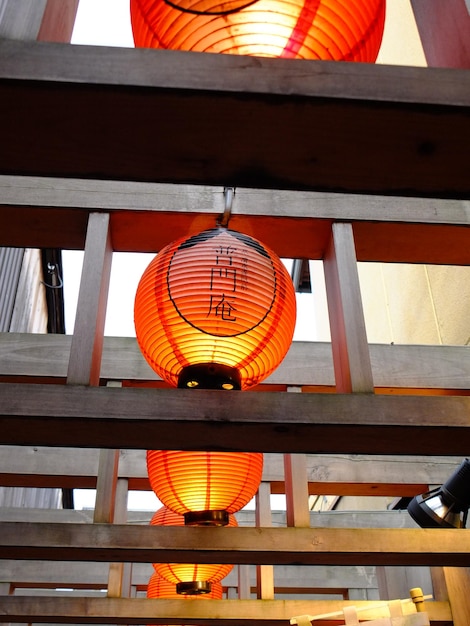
[147,572,223,598]
[147,450,263,525]
[130,0,385,61]
[134,227,296,390]
[151,506,236,594]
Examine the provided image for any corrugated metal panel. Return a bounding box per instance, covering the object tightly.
[0,486,61,508]
[0,246,24,331]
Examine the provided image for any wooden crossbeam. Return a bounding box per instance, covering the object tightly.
[2,333,470,389]
[1,40,469,200]
[1,179,470,262]
[1,523,470,566]
[0,447,461,495]
[0,597,453,625]
[1,382,470,455]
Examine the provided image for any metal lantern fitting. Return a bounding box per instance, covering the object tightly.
[134,227,296,390]
[131,0,385,60]
[147,571,223,598]
[408,458,470,529]
[151,506,236,594]
[147,450,263,526]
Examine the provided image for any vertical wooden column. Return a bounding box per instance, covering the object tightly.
[439,568,470,626]
[411,0,470,68]
[65,213,119,526]
[284,388,310,529]
[37,0,80,42]
[255,482,274,599]
[107,478,133,598]
[67,212,112,387]
[323,222,374,394]
[237,565,251,600]
[0,0,79,41]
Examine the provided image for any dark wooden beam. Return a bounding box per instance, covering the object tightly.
[1,40,469,199]
[1,523,470,567]
[0,596,453,625]
[1,382,470,455]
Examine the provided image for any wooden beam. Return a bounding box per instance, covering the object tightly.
[0,557,378,590]
[2,383,470,455]
[411,0,470,68]
[37,0,79,43]
[1,41,470,199]
[255,483,274,599]
[2,334,470,390]
[2,447,457,495]
[1,182,470,262]
[67,213,112,386]
[324,223,373,393]
[2,177,468,226]
[0,508,423,529]
[0,596,453,625]
[1,523,470,566]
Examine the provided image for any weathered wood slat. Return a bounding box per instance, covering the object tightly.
[2,383,470,455]
[0,596,453,625]
[1,523,470,566]
[2,333,470,390]
[1,447,460,495]
[1,40,469,201]
[0,556,377,589]
[1,176,468,225]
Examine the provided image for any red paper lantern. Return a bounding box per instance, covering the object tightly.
[151,506,236,594]
[130,0,385,61]
[134,227,296,390]
[147,572,223,598]
[147,450,263,525]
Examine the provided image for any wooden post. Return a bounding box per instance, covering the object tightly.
[37,0,80,43]
[411,0,470,68]
[107,479,133,599]
[0,0,78,42]
[441,567,470,626]
[323,222,374,394]
[237,565,251,600]
[284,388,310,529]
[255,482,274,599]
[66,212,112,386]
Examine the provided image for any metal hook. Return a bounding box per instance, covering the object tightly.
[218,187,235,228]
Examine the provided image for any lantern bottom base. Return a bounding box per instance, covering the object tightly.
[184,510,230,527]
[178,363,241,390]
[177,581,212,595]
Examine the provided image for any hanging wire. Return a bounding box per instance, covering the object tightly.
[218,187,235,228]
[41,262,63,289]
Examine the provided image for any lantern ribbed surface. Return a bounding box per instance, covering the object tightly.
[151,507,236,584]
[131,0,385,61]
[134,228,296,390]
[147,450,263,516]
[147,572,223,598]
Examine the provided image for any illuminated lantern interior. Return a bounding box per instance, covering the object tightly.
[151,506,236,594]
[130,0,385,61]
[134,227,296,391]
[147,572,223,598]
[147,450,263,526]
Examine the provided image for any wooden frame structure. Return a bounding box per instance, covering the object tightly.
[1,1,470,625]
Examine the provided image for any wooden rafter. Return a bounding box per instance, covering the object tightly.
[2,334,470,389]
[1,382,470,455]
[1,40,470,200]
[1,523,470,566]
[0,597,453,625]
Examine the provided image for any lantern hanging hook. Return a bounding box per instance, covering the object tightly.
[218,187,235,228]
